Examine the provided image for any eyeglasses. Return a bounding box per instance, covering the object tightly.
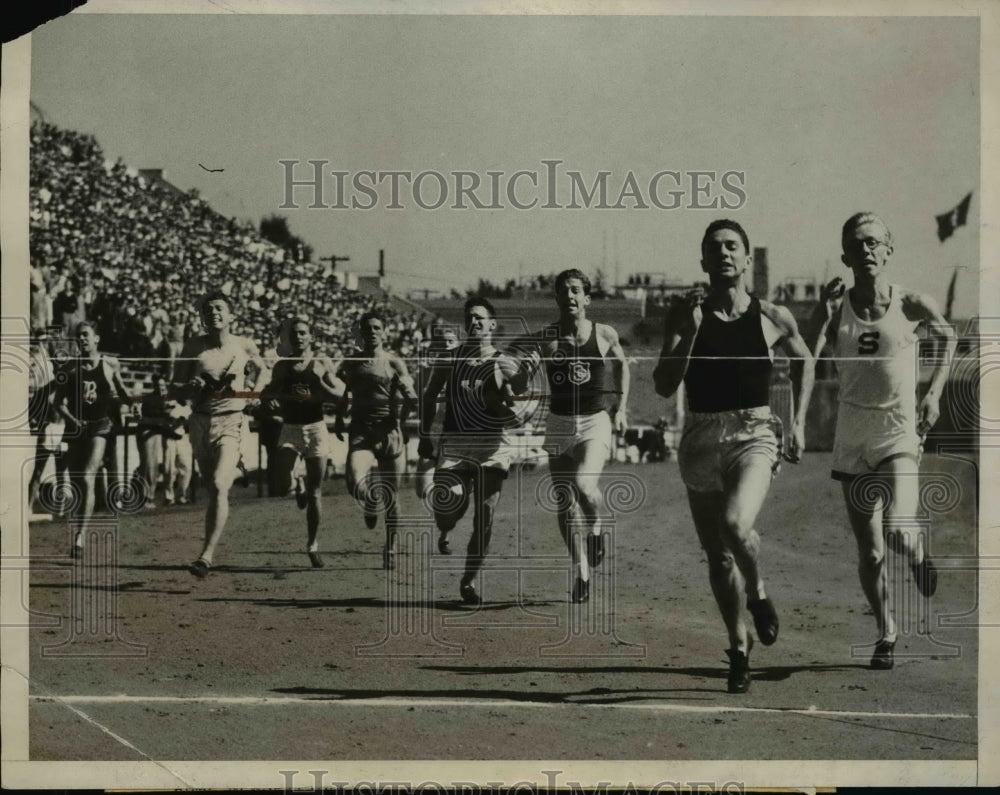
[847,237,889,252]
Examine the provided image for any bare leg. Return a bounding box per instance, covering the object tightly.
[687,486,749,653]
[303,456,324,550]
[720,459,776,603]
[382,450,407,555]
[345,448,378,509]
[463,467,505,585]
[842,479,896,642]
[196,437,241,565]
[274,446,298,497]
[548,455,587,581]
[71,436,108,550]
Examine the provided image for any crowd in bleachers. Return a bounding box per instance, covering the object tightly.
[29,120,429,374]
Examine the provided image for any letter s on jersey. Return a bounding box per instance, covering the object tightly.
[857,331,881,355]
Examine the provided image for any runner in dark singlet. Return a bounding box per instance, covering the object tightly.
[419,297,525,605]
[263,316,343,568]
[513,269,630,604]
[653,220,815,693]
[54,321,135,559]
[333,310,418,569]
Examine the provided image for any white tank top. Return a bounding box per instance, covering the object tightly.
[834,284,919,412]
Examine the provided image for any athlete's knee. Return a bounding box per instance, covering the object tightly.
[576,484,602,513]
[208,471,231,494]
[720,509,756,543]
[706,549,736,575]
[858,547,885,573]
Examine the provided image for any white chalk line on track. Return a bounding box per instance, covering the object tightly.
[12,668,194,787]
[32,694,973,721]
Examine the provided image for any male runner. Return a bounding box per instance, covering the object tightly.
[334,310,418,569]
[262,316,342,568]
[516,268,629,604]
[808,211,955,670]
[653,220,815,693]
[54,321,135,558]
[419,297,523,605]
[172,291,265,577]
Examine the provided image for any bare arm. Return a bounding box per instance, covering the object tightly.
[170,339,204,402]
[600,324,630,434]
[260,359,286,412]
[109,359,136,407]
[317,356,346,401]
[763,301,815,462]
[391,355,418,425]
[807,277,847,361]
[506,333,543,395]
[243,338,266,398]
[330,358,349,439]
[902,290,957,435]
[651,289,704,399]
[419,359,449,439]
[53,367,80,428]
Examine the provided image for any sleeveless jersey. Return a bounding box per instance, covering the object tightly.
[546,323,607,417]
[342,352,399,432]
[442,349,517,435]
[69,356,117,423]
[191,341,251,415]
[833,284,919,412]
[274,358,327,425]
[685,295,772,413]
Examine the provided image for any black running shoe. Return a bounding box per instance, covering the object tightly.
[870,638,896,670]
[726,639,753,694]
[571,576,590,604]
[912,558,938,598]
[307,550,324,569]
[189,558,210,578]
[70,546,83,561]
[586,534,605,568]
[747,597,779,646]
[459,581,481,606]
[438,532,452,555]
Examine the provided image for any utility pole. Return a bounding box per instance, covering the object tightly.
[318,254,351,272]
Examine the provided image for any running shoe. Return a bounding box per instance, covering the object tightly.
[726,638,754,693]
[747,597,779,646]
[460,581,481,606]
[912,557,938,598]
[586,534,605,568]
[870,638,896,670]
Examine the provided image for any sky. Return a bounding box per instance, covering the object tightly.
[27,6,981,318]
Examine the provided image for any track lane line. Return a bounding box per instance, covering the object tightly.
[31,694,974,721]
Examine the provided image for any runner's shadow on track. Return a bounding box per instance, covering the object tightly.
[192,596,547,610]
[28,580,192,595]
[422,662,866,684]
[271,684,720,703]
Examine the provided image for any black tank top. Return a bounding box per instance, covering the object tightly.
[684,295,772,413]
[71,357,117,423]
[547,323,607,417]
[442,350,517,435]
[342,352,399,432]
[276,358,327,425]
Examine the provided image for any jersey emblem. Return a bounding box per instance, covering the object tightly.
[857,331,881,355]
[82,380,98,405]
[569,361,591,385]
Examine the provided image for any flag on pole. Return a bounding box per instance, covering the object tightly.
[936,192,973,242]
[944,269,958,322]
